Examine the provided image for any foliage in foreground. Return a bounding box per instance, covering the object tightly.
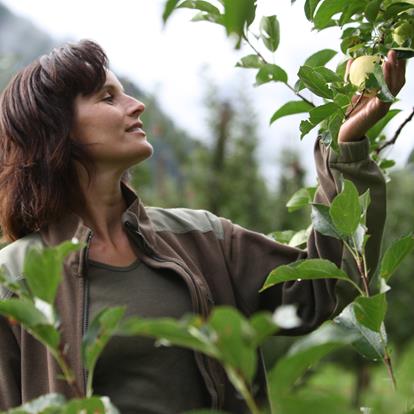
[1,176,414,413]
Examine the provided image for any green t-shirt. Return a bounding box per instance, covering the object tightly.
[87,259,210,414]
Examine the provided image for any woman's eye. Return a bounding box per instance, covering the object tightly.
[102,95,114,103]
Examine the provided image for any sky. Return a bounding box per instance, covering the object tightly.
[2,0,413,186]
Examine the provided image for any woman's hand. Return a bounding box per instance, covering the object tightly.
[338,49,407,143]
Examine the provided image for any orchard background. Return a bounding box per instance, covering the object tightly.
[1,0,414,413]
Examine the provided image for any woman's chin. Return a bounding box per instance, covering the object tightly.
[128,143,154,166]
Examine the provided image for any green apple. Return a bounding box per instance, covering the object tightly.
[392,20,414,46]
[348,55,381,95]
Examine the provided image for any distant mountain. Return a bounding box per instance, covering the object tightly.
[0,2,56,88]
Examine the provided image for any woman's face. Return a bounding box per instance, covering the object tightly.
[71,70,153,173]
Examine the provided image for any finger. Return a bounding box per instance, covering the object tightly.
[387,49,397,64]
[382,57,397,95]
[344,58,354,81]
[397,54,407,70]
[388,50,406,94]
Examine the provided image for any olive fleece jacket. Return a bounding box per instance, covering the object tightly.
[0,137,386,412]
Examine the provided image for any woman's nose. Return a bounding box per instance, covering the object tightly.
[129,97,145,117]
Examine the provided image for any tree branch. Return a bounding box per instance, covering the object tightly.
[376,107,414,154]
[242,33,315,108]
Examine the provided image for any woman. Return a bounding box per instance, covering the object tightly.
[0,40,406,413]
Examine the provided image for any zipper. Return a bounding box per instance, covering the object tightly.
[81,229,93,395]
[124,221,222,408]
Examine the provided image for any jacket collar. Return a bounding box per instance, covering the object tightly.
[39,182,156,277]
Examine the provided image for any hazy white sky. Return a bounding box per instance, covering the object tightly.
[2,0,413,185]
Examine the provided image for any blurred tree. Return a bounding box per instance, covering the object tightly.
[188,74,277,233]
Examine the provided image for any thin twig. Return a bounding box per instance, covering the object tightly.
[285,83,316,108]
[345,91,365,119]
[243,33,267,64]
[343,239,370,296]
[353,254,370,296]
[376,107,414,154]
[351,235,371,297]
[383,351,397,391]
[55,343,84,398]
[242,33,315,108]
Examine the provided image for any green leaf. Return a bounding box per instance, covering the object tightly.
[304,49,337,67]
[313,66,342,83]
[177,0,220,15]
[334,303,386,360]
[255,63,288,86]
[339,0,365,26]
[335,60,349,82]
[311,203,342,239]
[235,54,264,69]
[261,259,351,292]
[384,2,414,20]
[304,0,323,21]
[249,312,279,347]
[327,111,342,151]
[359,189,371,226]
[191,11,224,24]
[223,0,256,47]
[267,322,358,397]
[270,100,314,125]
[0,299,60,349]
[286,186,317,212]
[365,0,381,22]
[269,230,295,244]
[379,159,396,170]
[119,314,217,357]
[309,103,341,125]
[289,228,310,247]
[259,15,280,52]
[64,396,106,414]
[359,189,371,216]
[82,306,126,394]
[371,65,396,103]
[380,235,414,281]
[162,0,181,24]
[208,307,257,383]
[366,109,401,141]
[6,393,66,414]
[313,0,348,30]
[300,120,317,139]
[354,293,387,332]
[23,240,82,304]
[333,92,351,109]
[297,65,333,98]
[0,298,48,326]
[329,179,361,236]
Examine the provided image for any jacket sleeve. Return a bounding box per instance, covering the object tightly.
[0,314,21,410]
[219,137,386,334]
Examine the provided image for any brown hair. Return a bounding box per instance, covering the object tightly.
[0,39,109,241]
